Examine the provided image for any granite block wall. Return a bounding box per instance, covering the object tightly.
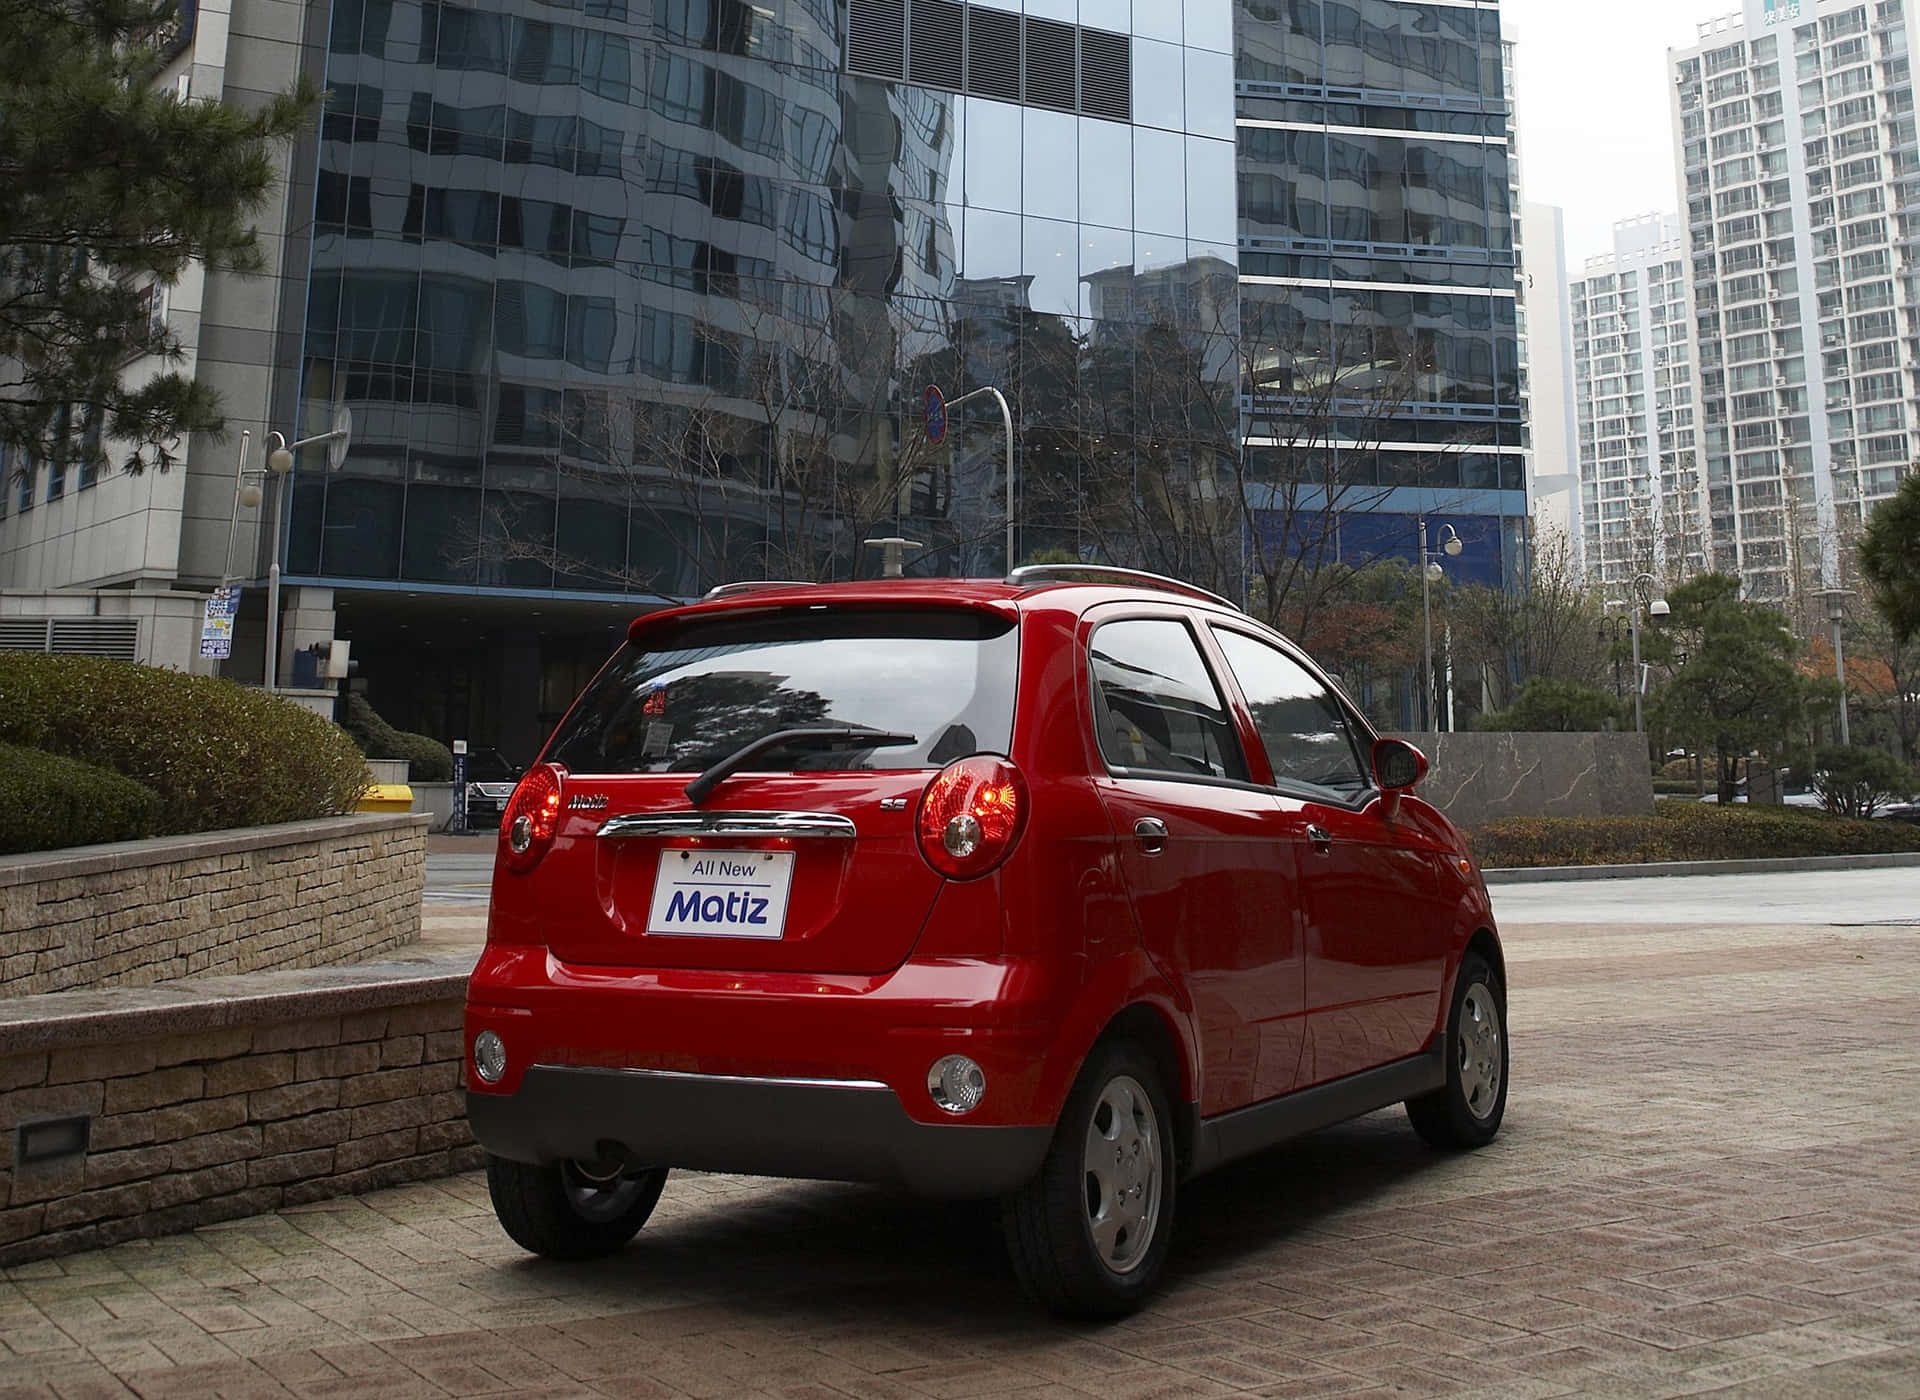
[1386,731,1655,830]
[0,815,428,998]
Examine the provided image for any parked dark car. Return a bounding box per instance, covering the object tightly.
[464,568,1508,1316]
[461,748,523,830]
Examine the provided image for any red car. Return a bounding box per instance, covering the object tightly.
[465,567,1507,1316]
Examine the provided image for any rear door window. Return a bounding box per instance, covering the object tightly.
[545,608,1018,774]
[1089,618,1249,782]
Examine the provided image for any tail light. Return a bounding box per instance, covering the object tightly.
[916,756,1027,880]
[500,763,566,873]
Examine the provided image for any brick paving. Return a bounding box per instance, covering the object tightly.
[4,913,1920,1399]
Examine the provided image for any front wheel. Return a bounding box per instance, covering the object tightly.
[1406,952,1507,1149]
[1001,1040,1176,1318]
[486,1154,668,1260]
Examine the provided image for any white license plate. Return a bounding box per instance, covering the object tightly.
[646,849,795,939]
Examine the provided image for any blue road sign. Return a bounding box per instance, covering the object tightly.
[924,385,947,445]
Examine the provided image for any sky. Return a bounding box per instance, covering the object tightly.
[1503,0,1755,269]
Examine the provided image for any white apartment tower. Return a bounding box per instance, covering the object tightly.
[1571,214,1705,584]
[1672,0,1918,607]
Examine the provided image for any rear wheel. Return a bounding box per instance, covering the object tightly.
[1002,1041,1176,1318]
[1406,952,1507,1149]
[486,1154,668,1260]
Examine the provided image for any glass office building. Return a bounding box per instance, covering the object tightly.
[288,0,1518,752]
[1235,0,1524,586]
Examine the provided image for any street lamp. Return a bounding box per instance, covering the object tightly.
[1607,572,1669,735]
[259,407,352,691]
[941,385,1015,569]
[1814,586,1856,745]
[1419,517,1463,734]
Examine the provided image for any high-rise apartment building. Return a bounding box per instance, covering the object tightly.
[1520,202,1581,564]
[1570,214,1705,584]
[3,0,1528,756]
[1672,0,1917,606]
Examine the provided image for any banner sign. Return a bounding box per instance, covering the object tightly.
[199,586,242,659]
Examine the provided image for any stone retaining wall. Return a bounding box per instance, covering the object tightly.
[0,957,479,1265]
[0,814,429,999]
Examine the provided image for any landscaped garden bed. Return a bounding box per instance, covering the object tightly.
[1467,799,1920,869]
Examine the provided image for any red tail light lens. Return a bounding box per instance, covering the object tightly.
[916,756,1027,880]
[500,763,566,873]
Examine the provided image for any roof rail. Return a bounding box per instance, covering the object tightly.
[701,580,819,600]
[1005,565,1241,611]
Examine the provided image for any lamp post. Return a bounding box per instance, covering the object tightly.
[1814,586,1856,745]
[259,408,353,691]
[941,385,1015,569]
[1608,572,1668,735]
[1418,517,1463,733]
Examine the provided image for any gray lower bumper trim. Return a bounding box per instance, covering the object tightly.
[468,1064,1051,1199]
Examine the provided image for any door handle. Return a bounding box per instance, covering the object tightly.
[1133,817,1168,855]
[1306,823,1333,852]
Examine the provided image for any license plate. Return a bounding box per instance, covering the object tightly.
[646,849,795,939]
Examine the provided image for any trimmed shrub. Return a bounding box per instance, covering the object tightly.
[340,693,453,782]
[0,742,162,855]
[0,654,370,836]
[1812,745,1917,819]
[1466,799,1920,869]
[1475,677,1625,733]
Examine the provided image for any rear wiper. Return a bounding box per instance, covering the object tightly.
[683,727,917,805]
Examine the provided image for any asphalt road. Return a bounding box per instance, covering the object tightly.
[1491,866,1920,927]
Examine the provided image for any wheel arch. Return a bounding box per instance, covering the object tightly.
[1465,926,1505,994]
[1095,1002,1195,1182]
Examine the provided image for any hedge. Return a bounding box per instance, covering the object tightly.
[340,693,453,782]
[1466,800,1920,869]
[0,654,370,837]
[0,742,163,855]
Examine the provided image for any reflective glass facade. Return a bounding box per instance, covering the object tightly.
[1235,0,1525,586]
[294,0,1240,597]
[286,0,1523,746]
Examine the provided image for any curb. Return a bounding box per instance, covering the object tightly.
[1484,851,1920,883]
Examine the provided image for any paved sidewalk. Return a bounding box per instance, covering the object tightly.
[4,915,1920,1400]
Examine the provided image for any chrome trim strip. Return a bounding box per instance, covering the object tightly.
[596,810,859,839]
[532,1063,890,1093]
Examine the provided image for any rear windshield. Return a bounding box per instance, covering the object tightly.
[545,608,1019,775]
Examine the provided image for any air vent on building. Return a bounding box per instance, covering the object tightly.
[848,0,906,81]
[908,0,963,92]
[1022,17,1075,110]
[964,5,1020,103]
[1077,27,1130,122]
[0,617,140,661]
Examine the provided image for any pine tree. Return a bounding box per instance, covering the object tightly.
[0,0,317,476]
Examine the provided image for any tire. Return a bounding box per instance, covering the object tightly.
[1001,1040,1176,1318]
[1406,952,1508,1150]
[485,1154,668,1260]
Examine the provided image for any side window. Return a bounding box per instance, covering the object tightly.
[1212,628,1370,798]
[1089,618,1249,782]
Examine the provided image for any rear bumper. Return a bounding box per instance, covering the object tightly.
[467,1064,1051,1198]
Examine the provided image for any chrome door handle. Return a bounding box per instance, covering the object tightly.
[1306,823,1332,852]
[1133,817,1168,855]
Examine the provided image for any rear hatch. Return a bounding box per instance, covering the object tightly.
[527,603,1020,973]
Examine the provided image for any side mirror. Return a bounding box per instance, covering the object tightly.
[1373,738,1428,793]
